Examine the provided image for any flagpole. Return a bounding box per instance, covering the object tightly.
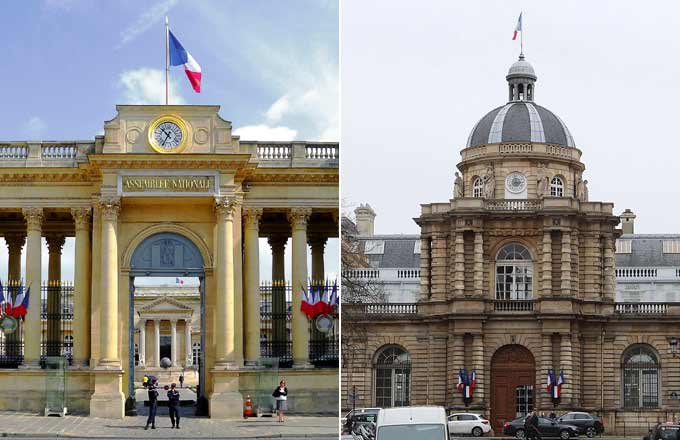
[520,11,524,55]
[165,16,169,105]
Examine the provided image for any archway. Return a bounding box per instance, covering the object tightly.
[490,344,536,433]
[127,232,207,416]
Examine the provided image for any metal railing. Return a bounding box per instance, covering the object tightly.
[493,299,535,312]
[40,281,74,366]
[615,303,667,315]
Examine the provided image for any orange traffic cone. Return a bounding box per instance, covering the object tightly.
[244,394,254,418]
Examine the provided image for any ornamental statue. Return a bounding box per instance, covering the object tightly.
[453,172,464,199]
[482,165,495,199]
[576,177,589,202]
[536,164,549,198]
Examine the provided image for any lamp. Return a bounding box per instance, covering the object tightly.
[668,337,678,357]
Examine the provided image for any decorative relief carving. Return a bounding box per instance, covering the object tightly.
[194,128,209,144]
[71,207,92,230]
[242,208,263,229]
[287,207,312,229]
[214,196,240,221]
[125,128,142,144]
[22,208,43,231]
[160,239,175,266]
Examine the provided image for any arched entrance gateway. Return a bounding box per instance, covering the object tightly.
[490,345,536,434]
[127,232,207,415]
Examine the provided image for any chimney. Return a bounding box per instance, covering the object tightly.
[620,209,636,235]
[354,204,376,236]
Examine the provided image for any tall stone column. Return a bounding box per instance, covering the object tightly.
[288,208,312,367]
[540,333,553,410]
[72,208,92,366]
[471,334,485,405]
[603,235,615,301]
[170,319,177,366]
[453,232,465,296]
[98,198,120,367]
[138,320,146,367]
[541,231,552,297]
[473,232,483,296]
[185,319,192,366]
[5,235,25,358]
[22,208,43,366]
[561,231,571,295]
[243,208,262,366]
[268,236,287,357]
[309,237,327,283]
[560,334,573,404]
[46,235,65,357]
[214,197,238,367]
[154,319,160,367]
[450,333,465,406]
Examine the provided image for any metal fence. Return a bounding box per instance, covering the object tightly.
[260,281,338,368]
[40,281,74,366]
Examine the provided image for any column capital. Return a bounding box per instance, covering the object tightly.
[184,318,192,326]
[170,319,177,326]
[22,207,43,231]
[4,234,25,252]
[71,207,92,230]
[46,234,66,254]
[287,207,312,229]
[268,235,288,251]
[153,318,160,325]
[98,197,121,222]
[308,236,328,249]
[242,207,263,229]
[214,196,240,221]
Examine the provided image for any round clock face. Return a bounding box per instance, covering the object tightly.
[148,115,188,153]
[505,172,527,194]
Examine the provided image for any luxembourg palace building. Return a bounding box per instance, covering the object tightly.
[342,55,680,435]
[0,105,338,418]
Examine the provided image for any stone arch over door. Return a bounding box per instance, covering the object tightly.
[490,344,536,434]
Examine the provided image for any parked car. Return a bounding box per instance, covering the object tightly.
[557,412,604,438]
[376,406,449,440]
[447,413,492,437]
[341,408,381,435]
[644,422,680,440]
[503,415,580,440]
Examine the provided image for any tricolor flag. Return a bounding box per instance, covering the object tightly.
[470,370,477,393]
[555,370,565,399]
[457,369,464,392]
[169,30,202,93]
[11,286,30,320]
[512,13,523,41]
[546,368,553,392]
[175,277,184,285]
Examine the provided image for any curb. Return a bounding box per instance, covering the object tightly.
[1,433,338,439]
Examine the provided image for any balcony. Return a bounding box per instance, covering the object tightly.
[250,142,339,168]
[350,303,419,317]
[485,199,542,211]
[493,299,535,313]
[615,303,667,315]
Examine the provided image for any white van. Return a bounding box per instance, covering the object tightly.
[375,406,449,440]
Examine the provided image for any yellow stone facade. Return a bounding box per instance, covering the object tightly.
[0,105,338,418]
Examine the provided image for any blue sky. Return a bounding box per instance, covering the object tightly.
[0,0,338,141]
[0,0,339,283]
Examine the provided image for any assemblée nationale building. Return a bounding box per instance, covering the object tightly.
[342,54,680,434]
[0,105,338,418]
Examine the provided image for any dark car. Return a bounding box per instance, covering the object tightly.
[557,412,604,438]
[643,422,680,440]
[503,415,580,440]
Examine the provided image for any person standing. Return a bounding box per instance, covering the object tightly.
[145,379,159,430]
[179,373,184,388]
[167,383,181,429]
[272,380,288,422]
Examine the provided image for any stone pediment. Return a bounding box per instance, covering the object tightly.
[138,296,193,316]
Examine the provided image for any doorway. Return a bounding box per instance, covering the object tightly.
[490,344,536,433]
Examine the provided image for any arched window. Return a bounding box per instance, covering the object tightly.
[374,345,411,408]
[192,342,201,367]
[472,177,483,198]
[550,176,564,197]
[495,243,533,300]
[622,344,659,408]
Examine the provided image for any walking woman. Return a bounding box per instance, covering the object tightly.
[272,380,288,422]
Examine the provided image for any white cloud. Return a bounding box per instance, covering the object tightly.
[234,125,297,142]
[117,0,178,48]
[265,95,290,122]
[24,117,47,139]
[118,68,185,105]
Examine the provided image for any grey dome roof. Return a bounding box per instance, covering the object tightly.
[466,102,575,148]
[507,57,536,80]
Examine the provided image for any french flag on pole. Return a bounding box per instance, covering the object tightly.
[11,286,30,320]
[169,30,202,93]
[512,12,522,40]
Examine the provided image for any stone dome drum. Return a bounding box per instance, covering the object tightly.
[466,54,575,148]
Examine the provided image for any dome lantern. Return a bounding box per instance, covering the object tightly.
[506,54,537,102]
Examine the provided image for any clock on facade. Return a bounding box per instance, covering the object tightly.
[505,171,527,194]
[148,115,188,154]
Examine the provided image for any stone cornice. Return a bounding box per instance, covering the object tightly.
[0,169,91,183]
[88,153,254,170]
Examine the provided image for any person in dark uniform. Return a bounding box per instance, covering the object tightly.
[524,411,541,440]
[145,379,159,430]
[167,382,181,429]
[179,373,184,388]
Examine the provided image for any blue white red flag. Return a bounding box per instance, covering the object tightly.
[457,369,464,392]
[471,370,477,393]
[512,13,522,40]
[555,370,565,398]
[168,30,202,93]
[546,368,553,392]
[175,277,184,285]
[11,286,29,320]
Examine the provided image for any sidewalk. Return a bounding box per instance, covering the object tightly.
[0,412,338,438]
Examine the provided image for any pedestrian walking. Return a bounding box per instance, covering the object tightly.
[524,410,541,440]
[179,373,184,388]
[272,380,288,422]
[168,382,181,429]
[145,379,159,430]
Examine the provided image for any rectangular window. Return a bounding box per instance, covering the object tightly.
[413,240,421,254]
[616,240,632,254]
[663,240,680,254]
[364,240,385,255]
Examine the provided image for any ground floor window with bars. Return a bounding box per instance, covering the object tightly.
[374,345,411,408]
[623,344,659,408]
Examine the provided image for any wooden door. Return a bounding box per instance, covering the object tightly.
[490,345,536,434]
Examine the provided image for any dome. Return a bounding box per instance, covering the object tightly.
[466,54,575,148]
[466,102,575,148]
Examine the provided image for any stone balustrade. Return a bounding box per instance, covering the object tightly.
[0,144,29,160]
[615,303,668,315]
[257,144,291,160]
[493,299,535,312]
[41,144,78,160]
[459,142,582,162]
[485,199,542,211]
[305,144,338,159]
[342,268,420,281]
[363,303,418,315]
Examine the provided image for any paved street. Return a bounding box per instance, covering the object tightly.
[0,412,338,439]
